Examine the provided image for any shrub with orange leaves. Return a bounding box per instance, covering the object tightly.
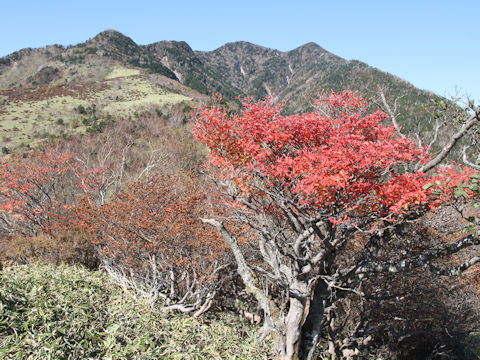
[0,149,108,267]
[75,172,232,315]
[0,150,83,236]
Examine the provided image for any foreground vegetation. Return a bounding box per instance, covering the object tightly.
[0,262,271,359]
[1,262,479,359]
[0,85,479,358]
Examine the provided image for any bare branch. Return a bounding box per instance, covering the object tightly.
[354,233,480,277]
[378,87,405,138]
[432,255,480,276]
[462,145,480,170]
[419,110,480,172]
[193,292,216,318]
[426,119,442,153]
[201,218,264,298]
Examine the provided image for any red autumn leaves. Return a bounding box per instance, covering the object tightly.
[194,91,476,225]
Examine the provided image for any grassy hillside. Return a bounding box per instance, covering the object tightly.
[0,68,195,153]
[0,262,271,359]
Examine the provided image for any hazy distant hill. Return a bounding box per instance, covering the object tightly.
[0,30,444,152]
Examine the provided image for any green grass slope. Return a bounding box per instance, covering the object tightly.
[0,70,194,152]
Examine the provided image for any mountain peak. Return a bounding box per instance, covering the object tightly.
[285,42,341,65]
[300,41,321,48]
[216,41,271,51]
[85,30,141,61]
[91,30,138,49]
[148,40,194,54]
[290,42,327,53]
[211,41,276,58]
[93,29,128,39]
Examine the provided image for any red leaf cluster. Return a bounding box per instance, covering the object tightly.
[194,91,476,224]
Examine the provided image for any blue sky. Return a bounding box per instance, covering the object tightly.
[1,0,479,101]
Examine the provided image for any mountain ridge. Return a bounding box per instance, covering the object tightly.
[0,30,444,148]
[0,30,426,97]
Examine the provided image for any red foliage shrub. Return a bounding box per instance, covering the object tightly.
[193,91,479,358]
[75,172,232,314]
[0,150,81,235]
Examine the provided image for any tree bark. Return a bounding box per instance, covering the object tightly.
[299,280,330,360]
[281,280,331,360]
[284,283,308,359]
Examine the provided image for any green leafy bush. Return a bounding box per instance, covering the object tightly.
[0,263,271,359]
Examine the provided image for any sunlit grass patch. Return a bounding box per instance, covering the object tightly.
[0,96,89,147]
[105,66,141,80]
[0,75,193,150]
[103,93,191,114]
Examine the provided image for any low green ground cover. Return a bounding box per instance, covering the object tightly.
[0,263,270,359]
